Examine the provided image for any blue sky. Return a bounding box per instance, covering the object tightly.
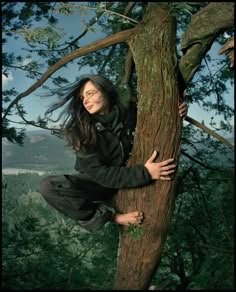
[3,5,103,124]
[3,3,234,137]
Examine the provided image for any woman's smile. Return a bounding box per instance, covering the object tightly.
[86,105,94,110]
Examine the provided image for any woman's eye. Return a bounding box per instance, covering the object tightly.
[80,90,97,101]
[87,91,95,98]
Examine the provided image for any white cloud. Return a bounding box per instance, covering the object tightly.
[2,71,14,87]
[21,58,31,66]
[223,32,231,39]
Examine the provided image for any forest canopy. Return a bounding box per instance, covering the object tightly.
[2,2,234,290]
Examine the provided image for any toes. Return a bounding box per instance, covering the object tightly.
[127,211,144,224]
[138,212,144,220]
[131,211,144,216]
[131,211,139,216]
[136,215,144,224]
[135,211,143,217]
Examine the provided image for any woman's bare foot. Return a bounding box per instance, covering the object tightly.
[111,211,144,226]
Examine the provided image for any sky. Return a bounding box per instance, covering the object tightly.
[2,2,234,138]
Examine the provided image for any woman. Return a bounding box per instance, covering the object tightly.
[40,75,187,232]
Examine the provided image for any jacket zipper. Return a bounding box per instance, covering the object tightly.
[103,124,125,165]
[119,141,124,163]
[111,131,125,165]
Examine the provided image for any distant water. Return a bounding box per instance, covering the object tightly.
[2,168,46,176]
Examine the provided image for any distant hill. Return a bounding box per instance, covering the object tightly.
[180,133,234,168]
[2,130,75,171]
[2,130,234,172]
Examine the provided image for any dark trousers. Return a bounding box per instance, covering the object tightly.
[39,174,116,232]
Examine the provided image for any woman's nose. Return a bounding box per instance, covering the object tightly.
[83,97,89,104]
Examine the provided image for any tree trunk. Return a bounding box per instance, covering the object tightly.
[114,3,182,289]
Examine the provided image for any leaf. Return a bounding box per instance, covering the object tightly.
[127,224,144,240]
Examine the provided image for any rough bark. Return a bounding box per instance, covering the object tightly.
[2,4,234,288]
[113,3,182,289]
[179,2,234,85]
[218,36,234,68]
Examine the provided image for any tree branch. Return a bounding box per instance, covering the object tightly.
[124,2,136,15]
[61,2,139,25]
[124,48,134,85]
[179,2,234,87]
[4,64,42,76]
[112,2,136,94]
[198,242,233,255]
[67,241,99,287]
[98,45,117,73]
[123,48,135,101]
[55,2,115,51]
[218,36,234,68]
[2,27,137,121]
[121,2,136,88]
[185,115,234,150]
[180,150,227,172]
[195,180,212,228]
[15,102,60,131]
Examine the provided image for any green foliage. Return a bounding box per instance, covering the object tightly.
[2,120,25,146]
[2,173,119,289]
[2,88,19,103]
[18,26,65,49]
[2,2,57,144]
[55,4,74,16]
[2,126,234,289]
[150,142,234,289]
[2,2,57,31]
[52,76,70,86]
[2,2,234,289]
[169,2,194,17]
[127,224,144,240]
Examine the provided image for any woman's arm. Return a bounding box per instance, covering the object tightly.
[75,150,176,189]
[75,151,152,189]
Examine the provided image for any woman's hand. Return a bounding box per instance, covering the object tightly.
[179,101,188,119]
[179,91,188,119]
[218,37,234,68]
[145,150,176,180]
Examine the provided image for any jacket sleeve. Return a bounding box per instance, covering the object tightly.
[75,151,152,189]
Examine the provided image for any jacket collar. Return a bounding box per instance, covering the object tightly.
[94,104,124,136]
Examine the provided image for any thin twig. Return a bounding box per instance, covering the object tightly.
[180,150,232,172]
[16,102,60,131]
[67,242,99,287]
[185,115,234,149]
[3,27,136,122]
[58,2,139,25]
[198,242,233,255]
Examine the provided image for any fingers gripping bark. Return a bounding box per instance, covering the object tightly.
[144,150,176,180]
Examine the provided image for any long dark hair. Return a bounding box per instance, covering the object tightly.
[45,75,119,151]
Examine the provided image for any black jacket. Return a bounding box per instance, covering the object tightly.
[74,104,152,190]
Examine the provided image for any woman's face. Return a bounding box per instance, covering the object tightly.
[80,81,109,115]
